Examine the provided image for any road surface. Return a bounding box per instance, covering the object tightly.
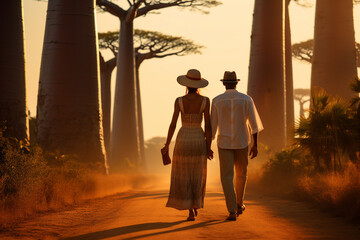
[1,186,360,240]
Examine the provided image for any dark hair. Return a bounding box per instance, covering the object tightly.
[223,82,237,89]
[186,87,199,94]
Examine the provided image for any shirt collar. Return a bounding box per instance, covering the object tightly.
[225,89,238,93]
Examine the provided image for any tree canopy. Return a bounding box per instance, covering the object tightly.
[96,0,222,20]
[98,30,203,64]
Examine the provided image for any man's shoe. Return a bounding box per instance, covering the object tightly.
[236,204,245,216]
[226,213,237,221]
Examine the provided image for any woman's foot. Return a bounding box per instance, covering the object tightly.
[194,208,198,216]
[187,209,195,221]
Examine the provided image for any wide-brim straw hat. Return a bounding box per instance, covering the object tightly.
[220,71,240,83]
[177,69,208,88]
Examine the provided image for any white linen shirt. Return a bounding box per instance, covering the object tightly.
[211,89,264,149]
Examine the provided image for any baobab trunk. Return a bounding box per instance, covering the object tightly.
[110,20,140,172]
[311,0,357,100]
[0,0,29,141]
[99,54,116,158]
[135,66,146,169]
[37,0,107,172]
[248,0,286,151]
[285,0,294,144]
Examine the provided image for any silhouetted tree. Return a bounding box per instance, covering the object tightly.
[0,0,29,142]
[294,88,310,118]
[98,29,202,168]
[37,0,107,172]
[96,0,220,172]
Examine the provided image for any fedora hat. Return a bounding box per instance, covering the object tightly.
[220,71,240,83]
[177,69,208,88]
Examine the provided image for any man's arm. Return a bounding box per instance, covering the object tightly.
[249,133,258,159]
[210,101,218,140]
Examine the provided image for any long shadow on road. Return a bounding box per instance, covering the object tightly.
[63,220,224,240]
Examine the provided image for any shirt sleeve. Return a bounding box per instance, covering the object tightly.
[210,101,218,140]
[248,98,264,134]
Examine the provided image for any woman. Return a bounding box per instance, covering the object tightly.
[162,69,213,221]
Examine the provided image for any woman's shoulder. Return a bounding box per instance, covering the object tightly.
[200,95,210,103]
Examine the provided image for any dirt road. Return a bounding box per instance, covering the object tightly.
[1,185,360,240]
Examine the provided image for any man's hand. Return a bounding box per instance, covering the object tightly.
[249,145,258,159]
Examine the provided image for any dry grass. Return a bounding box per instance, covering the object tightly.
[0,134,158,228]
[255,146,360,220]
[298,162,360,219]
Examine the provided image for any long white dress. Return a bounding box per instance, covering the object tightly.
[166,97,207,210]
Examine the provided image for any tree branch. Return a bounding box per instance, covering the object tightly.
[126,0,146,22]
[137,2,181,17]
[106,57,117,71]
[96,0,125,19]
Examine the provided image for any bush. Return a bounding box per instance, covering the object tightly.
[259,147,312,195]
[0,131,99,226]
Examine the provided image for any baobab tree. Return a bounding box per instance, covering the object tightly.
[98,29,203,168]
[311,0,357,100]
[37,0,107,172]
[99,52,116,158]
[294,88,310,118]
[248,0,286,151]
[96,0,220,172]
[285,0,294,143]
[0,0,29,142]
[292,39,360,67]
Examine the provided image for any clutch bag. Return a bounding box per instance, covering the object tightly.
[161,148,171,165]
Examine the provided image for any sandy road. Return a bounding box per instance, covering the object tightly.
[2,186,360,240]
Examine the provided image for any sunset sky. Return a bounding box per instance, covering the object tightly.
[23,0,360,140]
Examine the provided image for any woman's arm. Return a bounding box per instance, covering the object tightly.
[163,98,180,150]
[204,97,213,160]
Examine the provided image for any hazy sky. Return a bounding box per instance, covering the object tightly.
[23,0,360,141]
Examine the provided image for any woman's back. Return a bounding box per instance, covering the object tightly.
[181,93,205,114]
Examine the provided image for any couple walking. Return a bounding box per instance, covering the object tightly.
[162,69,264,221]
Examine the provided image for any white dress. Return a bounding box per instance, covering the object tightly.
[166,97,207,210]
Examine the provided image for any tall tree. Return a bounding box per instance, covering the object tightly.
[97,0,220,172]
[294,88,310,118]
[98,29,202,169]
[37,0,107,172]
[99,52,116,158]
[98,32,118,158]
[248,0,286,151]
[292,39,360,67]
[285,0,294,143]
[0,0,29,142]
[311,0,357,100]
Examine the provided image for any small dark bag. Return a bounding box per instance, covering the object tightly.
[161,148,171,165]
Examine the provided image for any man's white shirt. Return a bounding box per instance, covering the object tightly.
[211,89,264,149]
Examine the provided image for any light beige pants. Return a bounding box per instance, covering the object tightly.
[218,147,248,214]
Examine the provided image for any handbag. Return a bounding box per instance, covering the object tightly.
[161,147,171,165]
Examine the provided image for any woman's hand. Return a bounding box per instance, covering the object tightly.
[161,144,169,154]
[207,149,214,160]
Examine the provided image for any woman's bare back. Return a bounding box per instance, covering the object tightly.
[181,93,206,114]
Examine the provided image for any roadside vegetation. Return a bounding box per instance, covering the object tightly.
[257,78,360,220]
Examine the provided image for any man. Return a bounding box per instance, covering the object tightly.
[211,71,263,221]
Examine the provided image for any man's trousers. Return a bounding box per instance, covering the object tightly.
[218,147,248,214]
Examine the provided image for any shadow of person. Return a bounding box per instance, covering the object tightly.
[63,219,224,240]
[62,221,185,240]
[123,220,224,240]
